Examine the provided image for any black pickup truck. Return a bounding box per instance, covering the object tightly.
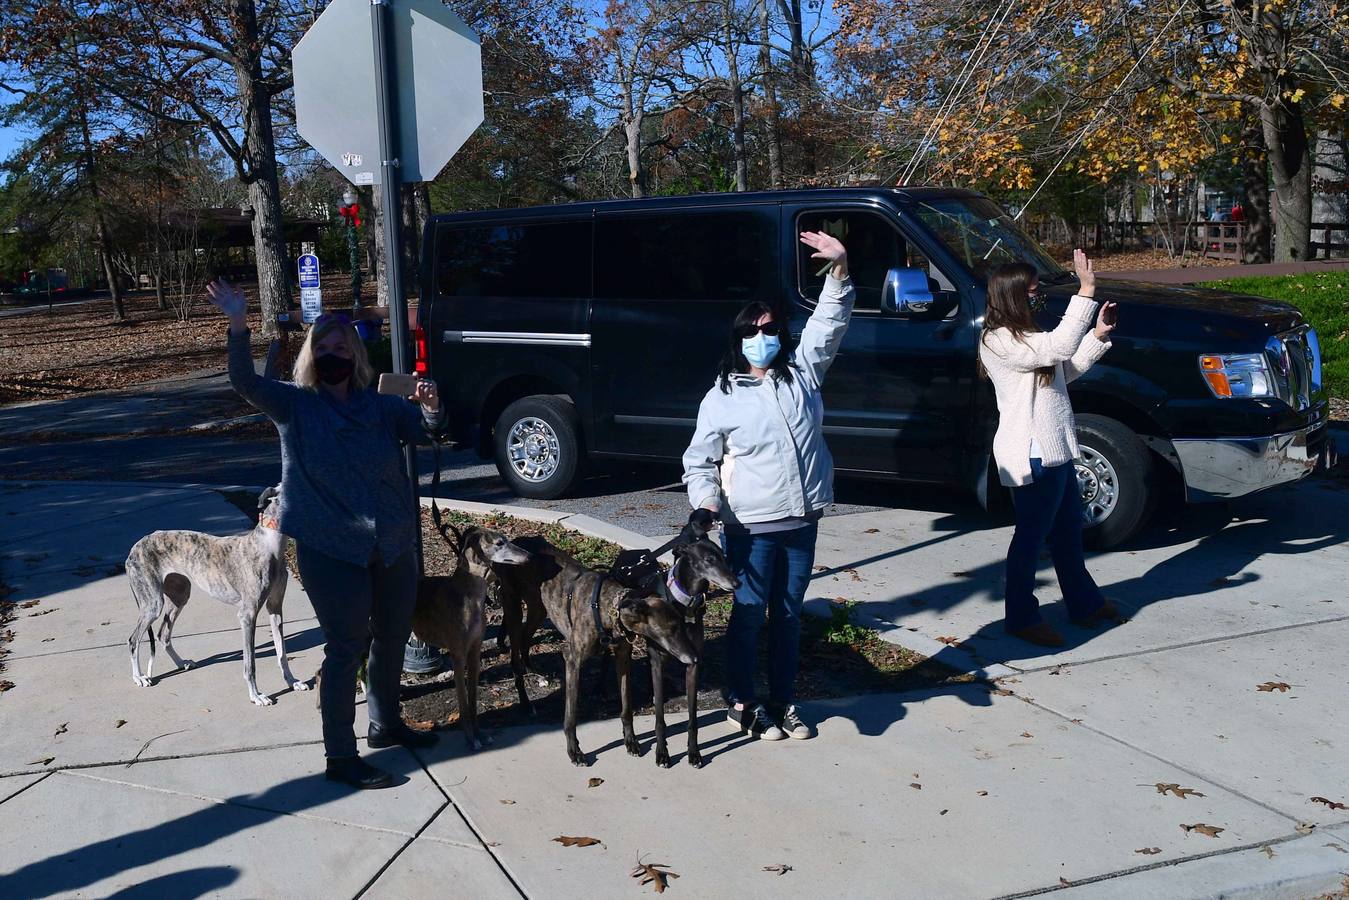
[415,187,1335,548]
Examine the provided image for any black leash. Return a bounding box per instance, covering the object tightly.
[428,438,463,556]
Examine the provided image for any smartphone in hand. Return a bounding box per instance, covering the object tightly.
[377,373,420,397]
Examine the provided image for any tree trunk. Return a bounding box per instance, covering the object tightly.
[725,0,748,191]
[758,0,783,188]
[71,59,124,321]
[625,114,646,198]
[1260,100,1312,262]
[154,271,166,311]
[229,0,289,336]
[1240,115,1272,263]
[400,183,419,287]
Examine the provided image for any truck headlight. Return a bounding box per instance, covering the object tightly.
[1199,353,1275,399]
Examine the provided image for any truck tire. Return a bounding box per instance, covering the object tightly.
[493,395,582,500]
[1075,414,1156,550]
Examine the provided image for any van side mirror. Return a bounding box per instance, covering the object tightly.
[881,267,934,315]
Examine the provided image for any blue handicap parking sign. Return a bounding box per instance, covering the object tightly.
[298,254,321,290]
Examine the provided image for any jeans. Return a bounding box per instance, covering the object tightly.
[295,542,418,758]
[1004,458,1105,630]
[722,523,818,707]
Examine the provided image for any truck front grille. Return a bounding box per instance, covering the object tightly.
[1266,326,1322,411]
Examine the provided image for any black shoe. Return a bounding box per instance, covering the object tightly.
[726,703,785,741]
[368,723,439,750]
[325,756,394,790]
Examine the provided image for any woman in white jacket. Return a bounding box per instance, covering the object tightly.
[682,231,852,741]
[979,249,1119,648]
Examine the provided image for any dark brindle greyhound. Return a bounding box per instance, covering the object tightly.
[495,524,737,768]
[411,524,530,751]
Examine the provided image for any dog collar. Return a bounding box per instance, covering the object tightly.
[666,567,697,607]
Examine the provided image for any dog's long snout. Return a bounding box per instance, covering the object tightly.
[494,543,532,565]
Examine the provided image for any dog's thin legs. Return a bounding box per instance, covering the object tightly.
[651,649,670,768]
[158,573,194,673]
[563,646,585,766]
[686,609,705,768]
[267,612,309,692]
[239,608,274,706]
[457,643,486,751]
[614,640,640,756]
[127,564,162,688]
[264,571,308,692]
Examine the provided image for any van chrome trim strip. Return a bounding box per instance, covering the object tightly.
[614,414,697,427]
[443,330,591,348]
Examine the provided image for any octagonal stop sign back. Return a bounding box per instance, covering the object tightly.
[292,0,484,186]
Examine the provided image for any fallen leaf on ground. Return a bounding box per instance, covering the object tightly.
[500,799,516,805]
[1296,822,1317,834]
[952,571,974,578]
[1325,842,1347,853]
[1060,878,1071,886]
[587,777,604,788]
[1257,681,1291,692]
[909,783,922,790]
[762,864,793,875]
[991,688,1014,696]
[553,835,601,847]
[976,790,988,796]
[936,636,959,645]
[632,860,678,893]
[29,757,54,766]
[28,608,55,617]
[1260,845,1276,859]
[406,719,435,731]
[940,809,949,815]
[54,723,67,736]
[1180,823,1224,838]
[812,565,828,573]
[1311,796,1348,811]
[1135,847,1162,855]
[863,528,879,534]
[844,568,862,581]
[0,681,14,693]
[1020,731,1034,738]
[1048,665,1065,675]
[41,637,53,643]
[1153,783,1206,799]
[115,719,127,728]
[19,600,39,608]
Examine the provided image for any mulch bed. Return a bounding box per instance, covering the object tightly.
[0,289,273,406]
[265,502,968,737]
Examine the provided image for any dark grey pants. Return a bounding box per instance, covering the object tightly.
[296,542,418,758]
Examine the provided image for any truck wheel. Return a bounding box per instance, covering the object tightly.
[1075,414,1156,550]
[493,396,581,500]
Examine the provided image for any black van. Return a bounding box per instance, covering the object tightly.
[416,187,1335,548]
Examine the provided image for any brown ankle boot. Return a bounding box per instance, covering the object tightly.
[1009,622,1065,647]
[1072,598,1123,626]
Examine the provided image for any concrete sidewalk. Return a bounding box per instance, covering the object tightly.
[2,480,1348,898]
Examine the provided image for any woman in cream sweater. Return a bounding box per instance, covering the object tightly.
[979,250,1119,648]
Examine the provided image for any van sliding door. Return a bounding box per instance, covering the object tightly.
[590,206,780,461]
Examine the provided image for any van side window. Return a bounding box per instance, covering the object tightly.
[797,210,959,318]
[437,222,590,298]
[596,212,770,301]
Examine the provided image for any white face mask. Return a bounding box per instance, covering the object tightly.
[741,332,780,368]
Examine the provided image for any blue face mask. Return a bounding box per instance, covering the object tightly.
[741,332,780,369]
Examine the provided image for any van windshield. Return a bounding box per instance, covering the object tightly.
[912,197,1069,283]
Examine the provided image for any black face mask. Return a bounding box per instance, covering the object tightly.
[314,353,355,385]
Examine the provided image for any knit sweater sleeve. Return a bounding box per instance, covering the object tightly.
[227,328,298,423]
[1063,331,1111,383]
[982,294,1099,373]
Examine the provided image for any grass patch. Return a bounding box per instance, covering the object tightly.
[1209,272,1349,399]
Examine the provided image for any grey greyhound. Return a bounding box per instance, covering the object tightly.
[495,529,735,768]
[125,486,308,705]
[411,523,530,751]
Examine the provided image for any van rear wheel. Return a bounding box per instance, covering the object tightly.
[1075,414,1155,550]
[494,396,581,500]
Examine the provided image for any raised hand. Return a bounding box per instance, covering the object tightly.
[1095,301,1117,341]
[1072,248,1096,296]
[206,278,247,321]
[800,231,849,279]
